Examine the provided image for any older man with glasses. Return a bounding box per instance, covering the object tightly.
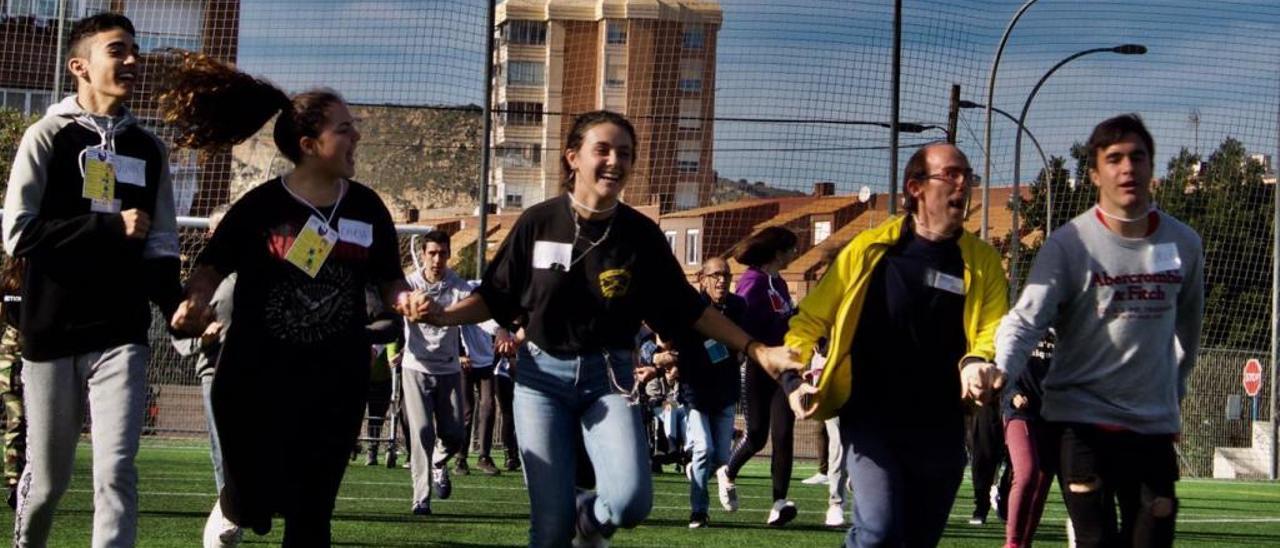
[785,142,1009,547]
[656,256,749,529]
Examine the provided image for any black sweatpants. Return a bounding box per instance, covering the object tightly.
[1058,423,1179,548]
[969,402,1006,516]
[725,363,795,501]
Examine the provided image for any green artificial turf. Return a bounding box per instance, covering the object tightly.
[1,439,1278,546]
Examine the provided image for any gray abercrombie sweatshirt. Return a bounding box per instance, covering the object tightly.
[995,208,1203,434]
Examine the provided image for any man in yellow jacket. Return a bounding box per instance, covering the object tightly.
[785,142,1008,547]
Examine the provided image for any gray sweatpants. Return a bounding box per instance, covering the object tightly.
[12,344,148,548]
[402,369,465,505]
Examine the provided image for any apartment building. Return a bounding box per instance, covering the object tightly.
[493,0,721,213]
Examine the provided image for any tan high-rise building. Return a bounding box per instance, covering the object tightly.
[493,0,721,212]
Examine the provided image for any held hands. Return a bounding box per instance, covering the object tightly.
[787,383,819,419]
[121,209,151,239]
[653,350,679,369]
[494,328,517,357]
[751,344,806,380]
[395,290,434,323]
[170,296,215,337]
[460,355,473,373]
[960,361,1005,406]
[198,321,224,349]
[1012,393,1028,410]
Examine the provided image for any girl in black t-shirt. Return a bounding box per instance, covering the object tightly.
[426,111,805,547]
[162,52,429,546]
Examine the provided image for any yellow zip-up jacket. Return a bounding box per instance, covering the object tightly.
[785,215,1009,420]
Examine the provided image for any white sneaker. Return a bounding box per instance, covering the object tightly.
[801,472,829,485]
[766,499,797,527]
[203,500,243,548]
[715,465,738,512]
[825,504,846,527]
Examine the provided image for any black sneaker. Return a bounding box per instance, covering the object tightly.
[688,511,709,529]
[454,459,471,476]
[411,501,432,516]
[968,510,987,525]
[505,457,522,472]
[432,466,452,500]
[476,457,501,476]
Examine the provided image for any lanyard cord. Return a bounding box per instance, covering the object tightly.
[567,200,615,269]
[281,175,347,227]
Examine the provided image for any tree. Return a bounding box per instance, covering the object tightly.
[1155,138,1272,350]
[0,108,40,203]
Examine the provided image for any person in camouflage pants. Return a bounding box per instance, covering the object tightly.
[0,321,23,509]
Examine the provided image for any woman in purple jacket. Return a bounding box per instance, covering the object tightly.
[716,227,800,526]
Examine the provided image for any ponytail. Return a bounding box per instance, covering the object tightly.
[157,50,290,151]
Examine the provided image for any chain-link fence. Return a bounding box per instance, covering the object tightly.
[2,0,1279,477]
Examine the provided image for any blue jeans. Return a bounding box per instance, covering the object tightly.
[201,375,226,494]
[656,404,687,455]
[513,343,651,548]
[841,418,966,548]
[685,403,736,513]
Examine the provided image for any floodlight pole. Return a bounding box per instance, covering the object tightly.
[477,0,497,276]
[982,0,1040,241]
[889,0,901,215]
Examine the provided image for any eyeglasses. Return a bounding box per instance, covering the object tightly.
[703,271,732,280]
[923,168,975,185]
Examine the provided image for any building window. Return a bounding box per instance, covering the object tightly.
[677,150,700,174]
[685,229,701,265]
[606,20,627,45]
[683,26,705,50]
[503,20,547,45]
[664,230,677,252]
[679,59,703,93]
[678,99,702,130]
[7,0,58,18]
[501,102,543,126]
[507,61,545,86]
[137,33,202,53]
[605,56,626,88]
[505,193,524,208]
[814,221,832,244]
[0,88,53,116]
[497,143,542,168]
[675,181,699,210]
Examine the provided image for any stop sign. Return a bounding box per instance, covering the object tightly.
[1243,359,1263,397]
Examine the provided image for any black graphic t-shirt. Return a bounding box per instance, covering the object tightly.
[477,194,704,355]
[198,178,402,358]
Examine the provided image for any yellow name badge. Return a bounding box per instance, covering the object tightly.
[82,148,115,203]
[284,215,339,278]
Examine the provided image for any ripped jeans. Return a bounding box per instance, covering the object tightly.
[512,342,652,548]
[1058,423,1179,548]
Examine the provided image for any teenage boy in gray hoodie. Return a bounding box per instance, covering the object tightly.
[996,114,1203,548]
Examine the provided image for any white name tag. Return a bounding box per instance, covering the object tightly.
[929,269,965,295]
[89,198,121,213]
[1149,242,1181,272]
[113,154,147,187]
[532,240,572,271]
[338,218,373,247]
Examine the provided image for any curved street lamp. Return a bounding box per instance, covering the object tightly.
[982,0,1041,241]
[1007,44,1148,296]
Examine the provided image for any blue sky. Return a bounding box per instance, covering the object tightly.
[237,0,1280,195]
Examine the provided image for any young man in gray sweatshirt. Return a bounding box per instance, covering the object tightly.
[996,114,1204,548]
[401,230,470,516]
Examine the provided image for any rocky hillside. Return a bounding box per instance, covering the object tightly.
[709,177,806,204]
[231,104,483,219]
